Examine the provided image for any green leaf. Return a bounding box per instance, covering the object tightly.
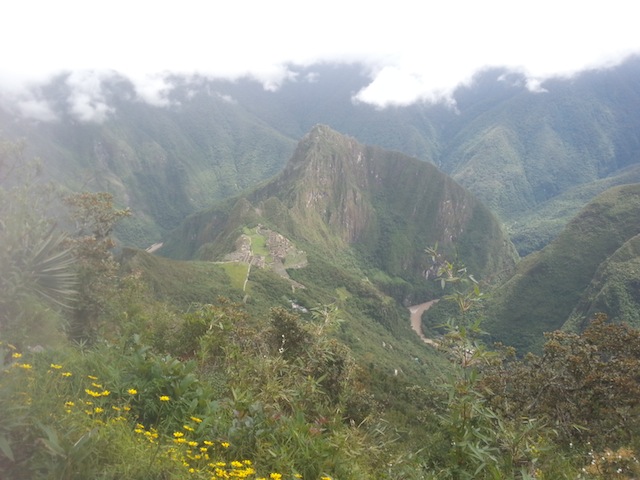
[0,434,14,461]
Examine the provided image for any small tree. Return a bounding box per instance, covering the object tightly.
[63,192,130,339]
[426,245,551,479]
[482,314,640,450]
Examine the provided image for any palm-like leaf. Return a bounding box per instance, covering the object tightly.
[27,227,77,309]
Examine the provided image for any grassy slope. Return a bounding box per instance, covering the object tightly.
[119,248,243,306]
[121,246,451,406]
[483,184,640,353]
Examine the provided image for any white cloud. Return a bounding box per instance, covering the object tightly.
[65,71,114,122]
[353,66,466,107]
[15,98,58,122]
[216,93,237,104]
[1,0,639,113]
[128,73,174,107]
[0,80,58,122]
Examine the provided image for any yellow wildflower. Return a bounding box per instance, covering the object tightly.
[187,441,198,447]
[159,395,170,402]
[18,363,32,369]
[11,352,22,359]
[221,442,230,448]
[101,390,110,396]
[127,388,138,395]
[61,372,72,377]
[64,401,75,407]
[50,363,63,369]
[85,389,102,398]
[94,407,104,413]
[87,375,98,380]
[183,425,194,432]
[173,432,185,438]
[270,474,283,480]
[203,440,214,446]
[190,416,203,423]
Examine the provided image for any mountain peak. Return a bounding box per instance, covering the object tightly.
[162,125,517,290]
[284,124,360,170]
[261,126,518,276]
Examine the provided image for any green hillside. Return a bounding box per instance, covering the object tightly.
[509,164,640,255]
[161,125,518,304]
[4,127,640,478]
[566,233,640,331]
[440,64,640,253]
[483,183,640,353]
[3,58,640,255]
[0,76,297,247]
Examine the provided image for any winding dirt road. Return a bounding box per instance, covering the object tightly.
[408,300,439,347]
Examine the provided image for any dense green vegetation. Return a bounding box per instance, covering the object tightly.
[508,165,640,255]
[566,234,640,331]
[3,57,640,254]
[483,184,640,353]
[161,126,518,307]
[4,138,640,478]
[4,55,640,477]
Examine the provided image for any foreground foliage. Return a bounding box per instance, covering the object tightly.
[3,162,640,477]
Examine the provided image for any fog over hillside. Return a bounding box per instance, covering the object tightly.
[2,58,640,256]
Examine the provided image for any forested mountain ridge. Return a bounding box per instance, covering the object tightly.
[3,57,640,253]
[481,183,640,353]
[4,58,640,479]
[160,125,518,304]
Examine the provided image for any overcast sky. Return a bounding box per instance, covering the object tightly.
[2,0,639,120]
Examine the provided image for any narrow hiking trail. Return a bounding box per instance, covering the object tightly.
[408,300,439,347]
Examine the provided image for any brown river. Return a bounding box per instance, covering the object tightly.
[408,300,439,347]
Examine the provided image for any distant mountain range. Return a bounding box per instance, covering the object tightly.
[3,58,640,353]
[482,184,640,352]
[3,57,640,255]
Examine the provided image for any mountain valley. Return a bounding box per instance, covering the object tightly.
[3,56,640,478]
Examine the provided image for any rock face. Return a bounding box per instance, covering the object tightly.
[161,125,518,283]
[260,125,517,278]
